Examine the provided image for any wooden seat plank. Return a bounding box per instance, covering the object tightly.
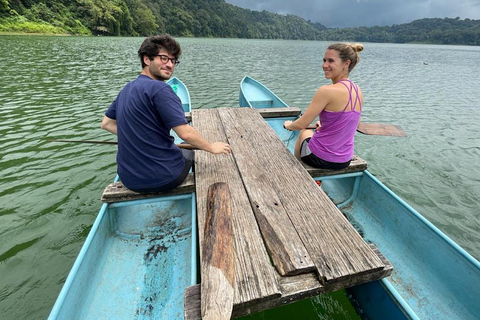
[254,107,301,118]
[217,108,315,276]
[192,108,281,307]
[100,173,195,203]
[220,108,386,285]
[303,155,367,178]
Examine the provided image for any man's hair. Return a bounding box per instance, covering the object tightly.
[138,34,181,68]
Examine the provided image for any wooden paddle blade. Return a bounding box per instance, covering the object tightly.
[357,123,406,137]
[201,182,235,320]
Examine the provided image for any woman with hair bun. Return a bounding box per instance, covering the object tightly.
[283,43,364,170]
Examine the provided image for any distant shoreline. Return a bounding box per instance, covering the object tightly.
[0,31,71,36]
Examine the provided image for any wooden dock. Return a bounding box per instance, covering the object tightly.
[184,107,392,319]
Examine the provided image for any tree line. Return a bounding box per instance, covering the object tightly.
[1,0,479,46]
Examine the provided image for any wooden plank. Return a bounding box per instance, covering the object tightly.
[218,108,315,276]
[185,243,393,319]
[201,182,234,320]
[303,155,367,178]
[100,173,195,203]
[189,108,300,120]
[221,108,386,285]
[255,107,301,118]
[192,108,281,307]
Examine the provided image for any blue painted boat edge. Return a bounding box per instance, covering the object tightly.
[365,170,480,270]
[47,202,109,320]
[239,76,253,108]
[190,193,198,285]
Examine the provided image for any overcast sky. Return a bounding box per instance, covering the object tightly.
[225,0,480,28]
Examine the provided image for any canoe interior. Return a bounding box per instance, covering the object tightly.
[318,172,480,320]
[48,194,197,320]
[239,76,289,109]
[167,77,191,112]
[264,117,300,152]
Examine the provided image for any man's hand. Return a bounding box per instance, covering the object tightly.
[209,142,232,155]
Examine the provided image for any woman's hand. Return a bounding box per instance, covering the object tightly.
[283,120,293,131]
[314,121,321,132]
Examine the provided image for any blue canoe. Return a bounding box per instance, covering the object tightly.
[167,77,191,112]
[48,79,195,319]
[239,76,480,320]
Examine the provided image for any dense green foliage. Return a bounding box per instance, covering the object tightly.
[0,0,326,37]
[0,0,479,46]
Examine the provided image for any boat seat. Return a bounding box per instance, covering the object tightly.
[250,100,274,108]
[101,173,195,203]
[303,155,367,178]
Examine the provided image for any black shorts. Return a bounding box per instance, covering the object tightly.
[300,138,351,170]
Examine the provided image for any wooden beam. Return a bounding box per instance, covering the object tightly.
[201,182,235,320]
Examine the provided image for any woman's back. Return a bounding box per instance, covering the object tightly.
[308,79,362,163]
[323,79,363,113]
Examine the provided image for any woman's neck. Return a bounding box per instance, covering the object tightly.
[332,74,349,84]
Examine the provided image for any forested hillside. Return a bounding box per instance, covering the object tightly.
[0,0,325,38]
[0,0,479,46]
[319,17,480,46]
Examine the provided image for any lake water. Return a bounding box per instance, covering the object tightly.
[1,36,479,319]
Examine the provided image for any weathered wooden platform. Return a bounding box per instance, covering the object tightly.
[97,107,388,317]
[185,107,391,319]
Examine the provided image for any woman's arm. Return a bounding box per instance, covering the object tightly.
[284,86,331,131]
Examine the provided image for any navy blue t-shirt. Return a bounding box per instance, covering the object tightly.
[105,74,187,190]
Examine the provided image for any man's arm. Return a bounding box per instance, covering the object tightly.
[173,124,231,154]
[101,115,117,135]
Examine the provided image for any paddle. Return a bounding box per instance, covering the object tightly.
[201,182,235,320]
[306,122,406,137]
[46,139,198,149]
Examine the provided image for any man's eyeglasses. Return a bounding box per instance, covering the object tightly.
[153,54,180,66]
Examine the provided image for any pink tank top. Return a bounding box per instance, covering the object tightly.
[308,79,362,163]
